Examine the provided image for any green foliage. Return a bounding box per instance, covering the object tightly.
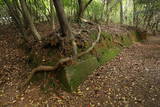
[86,1,103,20]
[97,47,121,64]
[0,0,159,30]
[62,57,99,91]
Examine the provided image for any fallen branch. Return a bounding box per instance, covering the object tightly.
[19,25,101,90]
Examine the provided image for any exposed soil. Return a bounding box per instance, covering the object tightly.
[0,25,160,107]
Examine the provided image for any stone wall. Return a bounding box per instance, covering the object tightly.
[54,31,144,92]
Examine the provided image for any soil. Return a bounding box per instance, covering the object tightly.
[0,25,160,107]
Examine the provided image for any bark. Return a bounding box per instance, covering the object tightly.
[4,0,20,27]
[52,0,77,56]
[52,0,71,37]
[3,0,28,41]
[133,0,136,25]
[20,0,42,41]
[120,0,123,24]
[106,1,110,24]
[50,0,55,30]
[133,0,138,26]
[77,0,93,20]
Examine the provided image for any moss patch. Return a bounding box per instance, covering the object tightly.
[56,57,99,92]
[121,35,133,46]
[96,47,121,64]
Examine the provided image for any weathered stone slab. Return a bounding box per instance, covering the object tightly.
[55,31,144,91]
[56,56,99,91]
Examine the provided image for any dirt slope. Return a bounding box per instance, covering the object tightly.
[0,32,160,106]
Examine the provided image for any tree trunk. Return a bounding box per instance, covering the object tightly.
[52,0,72,37]
[50,0,55,30]
[52,0,77,56]
[3,0,29,42]
[106,1,110,24]
[133,0,136,26]
[20,0,41,41]
[77,0,93,20]
[120,0,123,24]
[77,0,84,19]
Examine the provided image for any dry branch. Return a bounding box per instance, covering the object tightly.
[19,25,101,90]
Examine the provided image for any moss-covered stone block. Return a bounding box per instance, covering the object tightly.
[96,47,121,64]
[55,57,99,92]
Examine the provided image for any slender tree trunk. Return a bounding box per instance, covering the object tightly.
[52,0,77,56]
[50,0,55,30]
[77,0,83,19]
[133,0,136,25]
[52,0,72,37]
[120,0,123,24]
[106,1,110,24]
[20,0,41,41]
[77,0,93,20]
[3,0,28,41]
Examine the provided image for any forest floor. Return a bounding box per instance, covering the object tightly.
[0,25,160,107]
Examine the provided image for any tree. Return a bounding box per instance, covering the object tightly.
[77,0,93,20]
[52,0,77,56]
[3,0,29,41]
[50,0,55,30]
[119,0,123,24]
[20,0,42,41]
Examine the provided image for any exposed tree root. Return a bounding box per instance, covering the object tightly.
[19,25,101,90]
[80,18,95,25]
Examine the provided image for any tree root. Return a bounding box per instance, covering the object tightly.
[80,18,95,25]
[19,25,101,90]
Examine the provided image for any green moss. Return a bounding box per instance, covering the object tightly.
[68,57,99,91]
[56,57,99,92]
[96,47,121,64]
[101,32,113,41]
[79,54,93,61]
[91,32,113,42]
[121,35,133,46]
[90,32,98,40]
